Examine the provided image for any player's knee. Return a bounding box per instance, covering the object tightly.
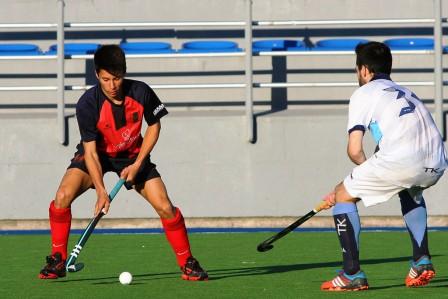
[155,202,175,219]
[54,188,74,208]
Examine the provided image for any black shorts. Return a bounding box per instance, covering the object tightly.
[68,143,161,189]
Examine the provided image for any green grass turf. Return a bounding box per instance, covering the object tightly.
[1,231,447,298]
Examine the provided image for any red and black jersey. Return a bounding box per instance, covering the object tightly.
[76,79,168,158]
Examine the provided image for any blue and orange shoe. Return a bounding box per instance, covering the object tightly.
[321,270,369,291]
[181,256,208,281]
[405,256,435,287]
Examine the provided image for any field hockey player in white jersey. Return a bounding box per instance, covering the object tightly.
[319,41,448,292]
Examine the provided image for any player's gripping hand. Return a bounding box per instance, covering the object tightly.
[120,161,142,186]
[321,191,336,210]
[94,190,111,216]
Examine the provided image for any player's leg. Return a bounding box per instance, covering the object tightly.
[321,182,368,291]
[334,184,361,275]
[51,168,93,257]
[321,159,406,291]
[39,168,93,279]
[399,189,435,287]
[134,171,208,281]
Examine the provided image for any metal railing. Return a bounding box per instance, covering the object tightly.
[251,0,444,140]
[0,0,445,144]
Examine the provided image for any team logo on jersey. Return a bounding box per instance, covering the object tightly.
[153,104,165,116]
[114,128,139,151]
[122,129,131,141]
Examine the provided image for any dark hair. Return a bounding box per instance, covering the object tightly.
[94,44,126,76]
[355,41,392,75]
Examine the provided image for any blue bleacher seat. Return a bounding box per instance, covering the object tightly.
[120,42,175,54]
[179,41,242,53]
[0,43,42,55]
[46,43,100,55]
[384,38,433,50]
[252,39,306,53]
[312,38,370,51]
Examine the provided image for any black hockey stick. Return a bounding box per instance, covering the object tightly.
[257,201,328,252]
[65,178,125,272]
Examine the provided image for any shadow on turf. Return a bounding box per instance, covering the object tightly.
[51,255,446,288]
[205,255,442,281]
[52,271,180,284]
[368,276,448,290]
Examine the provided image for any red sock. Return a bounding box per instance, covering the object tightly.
[49,200,72,260]
[161,207,192,267]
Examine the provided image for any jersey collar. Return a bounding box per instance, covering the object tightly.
[371,73,391,81]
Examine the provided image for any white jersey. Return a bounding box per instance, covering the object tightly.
[347,77,448,187]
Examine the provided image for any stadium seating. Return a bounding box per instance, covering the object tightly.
[252,39,306,52]
[312,38,370,51]
[179,40,242,53]
[120,41,175,54]
[383,38,434,50]
[45,43,100,55]
[0,43,42,55]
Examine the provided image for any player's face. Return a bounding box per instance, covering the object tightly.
[96,69,124,101]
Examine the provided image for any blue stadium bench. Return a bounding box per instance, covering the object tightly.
[252,39,306,53]
[120,41,175,54]
[0,43,42,55]
[311,38,370,51]
[46,43,100,55]
[384,38,434,50]
[179,41,242,53]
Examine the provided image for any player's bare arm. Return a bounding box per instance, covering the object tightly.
[83,140,109,216]
[121,121,162,184]
[347,130,366,165]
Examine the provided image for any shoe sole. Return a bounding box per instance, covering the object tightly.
[321,285,369,292]
[181,274,209,281]
[38,271,66,279]
[406,270,435,287]
[38,273,62,279]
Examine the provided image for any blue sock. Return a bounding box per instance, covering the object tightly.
[399,190,430,261]
[333,202,361,275]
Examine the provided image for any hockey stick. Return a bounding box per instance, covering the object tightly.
[257,201,328,252]
[66,178,125,272]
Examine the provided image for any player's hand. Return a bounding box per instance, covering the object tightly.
[120,162,141,185]
[94,191,110,216]
[321,191,336,210]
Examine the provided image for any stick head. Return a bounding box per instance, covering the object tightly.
[257,243,274,252]
[66,262,84,272]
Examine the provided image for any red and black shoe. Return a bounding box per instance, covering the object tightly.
[38,252,66,279]
[181,256,208,281]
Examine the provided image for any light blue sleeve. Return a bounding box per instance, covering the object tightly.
[368,121,383,144]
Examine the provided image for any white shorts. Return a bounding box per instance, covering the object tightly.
[343,157,444,207]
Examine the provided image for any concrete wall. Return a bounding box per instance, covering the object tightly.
[0,0,445,24]
[1,109,448,220]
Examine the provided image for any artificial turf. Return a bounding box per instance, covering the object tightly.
[0,231,447,298]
